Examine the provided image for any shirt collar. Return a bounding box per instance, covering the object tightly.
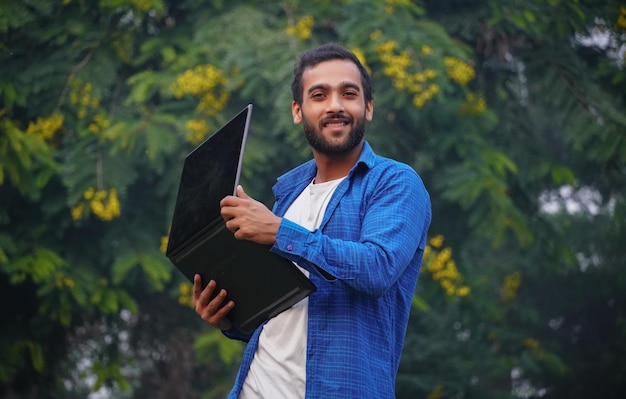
[275,141,376,190]
[353,140,376,172]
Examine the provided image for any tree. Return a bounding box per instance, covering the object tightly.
[1,0,624,398]
[399,1,626,398]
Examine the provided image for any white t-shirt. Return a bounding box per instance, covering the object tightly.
[239,177,344,399]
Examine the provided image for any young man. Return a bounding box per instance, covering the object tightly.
[193,43,431,398]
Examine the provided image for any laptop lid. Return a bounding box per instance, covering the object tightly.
[164,103,316,333]
[166,104,252,257]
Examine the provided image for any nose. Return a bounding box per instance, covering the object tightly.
[327,92,344,113]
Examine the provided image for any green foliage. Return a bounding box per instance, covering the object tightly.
[194,330,244,367]
[3,248,64,285]
[1,0,625,397]
[0,117,57,198]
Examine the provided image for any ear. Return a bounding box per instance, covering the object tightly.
[365,99,374,122]
[292,101,303,124]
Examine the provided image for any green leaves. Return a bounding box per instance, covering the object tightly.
[90,281,138,315]
[1,0,625,397]
[3,248,64,285]
[194,330,244,367]
[91,359,130,393]
[111,248,172,291]
[0,117,57,198]
[0,340,45,382]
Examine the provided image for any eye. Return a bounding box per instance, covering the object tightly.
[311,92,326,99]
[344,91,358,97]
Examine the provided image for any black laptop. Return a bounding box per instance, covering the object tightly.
[166,104,315,334]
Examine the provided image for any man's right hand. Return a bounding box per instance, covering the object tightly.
[193,274,235,331]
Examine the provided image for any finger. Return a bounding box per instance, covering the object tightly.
[206,290,235,321]
[225,218,239,233]
[211,299,235,321]
[196,279,217,309]
[192,274,202,306]
[220,204,236,221]
[220,195,239,208]
[202,288,230,320]
[236,185,250,199]
[209,288,229,310]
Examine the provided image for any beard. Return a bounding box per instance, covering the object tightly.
[302,112,366,155]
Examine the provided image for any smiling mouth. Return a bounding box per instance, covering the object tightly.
[324,121,348,128]
[322,116,351,128]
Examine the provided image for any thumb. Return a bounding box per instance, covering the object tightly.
[236,185,250,199]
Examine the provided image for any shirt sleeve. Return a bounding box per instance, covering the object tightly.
[270,164,431,298]
[221,327,252,342]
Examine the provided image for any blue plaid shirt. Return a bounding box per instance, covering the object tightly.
[227,141,431,398]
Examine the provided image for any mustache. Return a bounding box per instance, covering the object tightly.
[320,114,352,125]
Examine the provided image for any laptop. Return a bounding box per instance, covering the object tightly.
[166,104,315,334]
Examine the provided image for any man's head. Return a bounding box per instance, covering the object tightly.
[291,43,373,106]
[291,44,374,156]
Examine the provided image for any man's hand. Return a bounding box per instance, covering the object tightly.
[220,185,282,245]
[193,274,234,331]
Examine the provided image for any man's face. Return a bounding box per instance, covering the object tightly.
[292,59,373,155]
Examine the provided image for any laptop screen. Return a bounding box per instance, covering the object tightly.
[166,105,252,255]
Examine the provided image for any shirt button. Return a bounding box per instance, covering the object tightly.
[287,244,293,251]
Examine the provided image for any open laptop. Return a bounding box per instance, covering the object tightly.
[166,104,315,334]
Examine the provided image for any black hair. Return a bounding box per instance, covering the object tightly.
[291,43,373,105]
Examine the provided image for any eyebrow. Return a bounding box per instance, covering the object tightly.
[307,81,362,95]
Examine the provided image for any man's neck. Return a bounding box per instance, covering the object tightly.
[312,141,363,184]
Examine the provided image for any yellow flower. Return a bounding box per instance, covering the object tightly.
[617,6,626,30]
[421,45,434,55]
[55,273,75,289]
[444,56,475,85]
[286,16,314,41]
[351,47,370,73]
[384,0,412,15]
[501,271,522,301]
[524,338,540,349]
[83,187,95,200]
[55,273,64,289]
[89,188,122,221]
[68,79,101,119]
[375,40,397,54]
[160,236,169,254]
[171,64,231,117]
[25,114,64,141]
[88,123,100,134]
[437,248,452,263]
[178,282,194,307]
[423,235,471,298]
[429,235,444,248]
[71,203,85,221]
[441,280,456,296]
[197,91,230,118]
[171,65,227,97]
[185,119,210,144]
[375,40,441,109]
[461,92,487,115]
[413,95,426,109]
[370,30,383,41]
[427,384,443,399]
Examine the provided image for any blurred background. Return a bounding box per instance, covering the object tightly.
[1,0,625,398]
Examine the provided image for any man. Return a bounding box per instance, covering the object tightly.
[193,43,431,398]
